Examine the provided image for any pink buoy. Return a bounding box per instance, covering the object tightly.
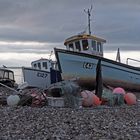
[113,87,125,95]
[81,90,94,107]
[93,94,102,106]
[124,93,137,105]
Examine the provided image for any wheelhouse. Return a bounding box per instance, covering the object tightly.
[64,34,106,56]
[31,58,57,72]
[0,68,15,87]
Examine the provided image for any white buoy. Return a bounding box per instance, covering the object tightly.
[7,95,20,106]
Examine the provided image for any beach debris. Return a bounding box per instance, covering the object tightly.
[113,87,126,95]
[7,95,20,106]
[31,89,47,107]
[5,88,47,107]
[18,88,47,107]
[47,97,64,107]
[48,88,62,97]
[47,80,82,108]
[0,80,138,108]
[124,92,137,105]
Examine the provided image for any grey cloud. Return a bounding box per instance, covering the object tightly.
[0,0,139,51]
[0,42,64,54]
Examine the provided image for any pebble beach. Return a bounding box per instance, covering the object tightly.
[0,87,140,140]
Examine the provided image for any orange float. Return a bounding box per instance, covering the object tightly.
[124,93,137,105]
[93,94,102,106]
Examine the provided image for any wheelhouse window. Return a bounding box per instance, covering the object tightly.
[75,41,81,51]
[92,40,96,51]
[51,63,55,69]
[97,42,102,52]
[38,63,41,69]
[34,63,37,68]
[82,40,89,50]
[4,71,8,79]
[0,70,4,78]
[9,72,14,80]
[69,43,74,51]
[43,62,48,69]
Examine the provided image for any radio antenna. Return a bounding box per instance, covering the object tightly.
[49,51,53,60]
[84,5,93,35]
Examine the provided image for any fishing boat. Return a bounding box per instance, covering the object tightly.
[0,68,15,87]
[22,58,61,89]
[54,8,140,91]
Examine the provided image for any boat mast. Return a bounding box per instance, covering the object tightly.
[84,5,92,35]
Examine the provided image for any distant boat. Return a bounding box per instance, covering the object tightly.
[54,5,140,91]
[22,58,61,89]
[0,68,15,87]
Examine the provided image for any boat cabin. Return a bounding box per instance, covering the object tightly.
[0,68,15,87]
[64,34,106,56]
[31,58,57,72]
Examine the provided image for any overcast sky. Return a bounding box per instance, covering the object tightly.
[0,0,140,67]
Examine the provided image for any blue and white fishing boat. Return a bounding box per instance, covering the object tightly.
[22,58,61,89]
[54,8,140,91]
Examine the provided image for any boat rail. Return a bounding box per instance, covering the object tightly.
[126,58,140,65]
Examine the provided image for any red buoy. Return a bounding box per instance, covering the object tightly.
[124,93,137,105]
[113,87,125,95]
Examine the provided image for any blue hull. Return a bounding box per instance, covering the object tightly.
[22,67,61,89]
[55,48,140,91]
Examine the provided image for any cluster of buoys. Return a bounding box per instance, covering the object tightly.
[81,90,101,107]
[81,87,137,107]
[113,87,137,105]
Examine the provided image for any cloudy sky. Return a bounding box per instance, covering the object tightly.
[0,0,140,67]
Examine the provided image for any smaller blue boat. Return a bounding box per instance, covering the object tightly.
[22,58,61,89]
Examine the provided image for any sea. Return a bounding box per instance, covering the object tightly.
[9,68,24,84]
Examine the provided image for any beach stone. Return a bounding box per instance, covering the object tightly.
[0,87,139,139]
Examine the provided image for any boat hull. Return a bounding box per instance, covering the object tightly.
[22,67,51,89]
[22,67,62,89]
[55,48,140,91]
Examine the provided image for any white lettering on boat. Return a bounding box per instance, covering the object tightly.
[37,72,48,78]
[83,62,94,69]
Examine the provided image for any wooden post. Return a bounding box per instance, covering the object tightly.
[95,59,103,99]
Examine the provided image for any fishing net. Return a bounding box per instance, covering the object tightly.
[48,80,82,108]
[102,87,124,106]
